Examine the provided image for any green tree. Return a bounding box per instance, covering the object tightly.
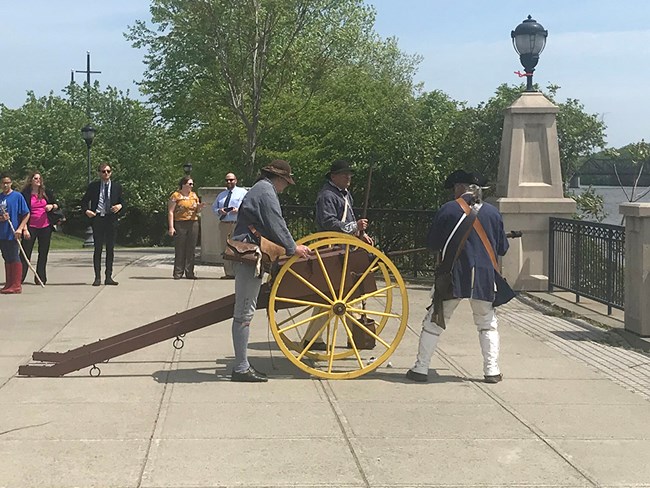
[127,0,378,180]
[0,86,181,245]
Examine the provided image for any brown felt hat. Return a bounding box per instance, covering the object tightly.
[261,159,295,185]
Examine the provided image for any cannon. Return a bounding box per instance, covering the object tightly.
[18,232,409,380]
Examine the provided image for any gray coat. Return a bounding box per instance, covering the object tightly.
[232,178,296,255]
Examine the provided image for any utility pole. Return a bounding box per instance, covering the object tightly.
[74,51,102,117]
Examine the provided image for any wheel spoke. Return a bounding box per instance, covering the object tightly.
[348,284,398,306]
[337,244,350,300]
[347,307,401,319]
[341,317,364,368]
[274,296,331,308]
[287,267,334,304]
[315,249,337,300]
[328,316,340,373]
[343,255,381,301]
[345,313,391,349]
[278,309,331,334]
[297,320,331,361]
[275,306,312,328]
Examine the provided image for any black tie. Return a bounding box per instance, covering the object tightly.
[103,184,109,214]
[220,190,232,220]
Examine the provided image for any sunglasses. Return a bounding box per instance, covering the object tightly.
[225,178,236,182]
[101,169,112,174]
[186,182,194,186]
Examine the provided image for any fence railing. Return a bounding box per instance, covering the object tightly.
[282,205,437,279]
[548,217,625,314]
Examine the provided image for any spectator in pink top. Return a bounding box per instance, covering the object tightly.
[20,172,60,284]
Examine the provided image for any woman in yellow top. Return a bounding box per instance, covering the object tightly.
[168,176,206,279]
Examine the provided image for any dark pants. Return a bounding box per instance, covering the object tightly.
[21,225,52,283]
[92,216,117,279]
[0,239,20,263]
[173,220,199,278]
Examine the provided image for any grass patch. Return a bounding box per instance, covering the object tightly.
[50,232,86,250]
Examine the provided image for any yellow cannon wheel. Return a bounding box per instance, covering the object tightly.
[268,233,408,379]
[293,232,395,345]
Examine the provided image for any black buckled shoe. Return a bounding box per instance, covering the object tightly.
[105,277,119,286]
[250,365,267,378]
[405,369,428,383]
[484,374,503,384]
[231,367,268,383]
[302,340,328,351]
[92,278,101,286]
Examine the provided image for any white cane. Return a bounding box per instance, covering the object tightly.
[0,208,45,288]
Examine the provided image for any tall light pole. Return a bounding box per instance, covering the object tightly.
[81,124,96,247]
[511,15,548,92]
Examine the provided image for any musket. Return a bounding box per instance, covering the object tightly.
[361,163,375,220]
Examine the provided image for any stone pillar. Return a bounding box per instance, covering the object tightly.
[494,91,576,291]
[198,187,224,264]
[620,203,650,336]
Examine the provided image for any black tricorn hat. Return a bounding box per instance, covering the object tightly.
[443,169,488,189]
[326,159,355,178]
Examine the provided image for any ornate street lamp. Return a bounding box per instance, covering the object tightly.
[80,124,96,247]
[511,15,548,91]
[183,162,193,175]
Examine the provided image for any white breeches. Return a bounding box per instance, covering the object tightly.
[412,298,500,377]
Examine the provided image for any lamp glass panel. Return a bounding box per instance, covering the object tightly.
[514,33,546,55]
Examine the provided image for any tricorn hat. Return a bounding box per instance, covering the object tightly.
[443,169,489,189]
[261,159,295,185]
[326,159,355,178]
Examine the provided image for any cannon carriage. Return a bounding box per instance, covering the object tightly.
[18,231,409,379]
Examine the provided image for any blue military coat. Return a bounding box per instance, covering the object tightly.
[427,194,509,302]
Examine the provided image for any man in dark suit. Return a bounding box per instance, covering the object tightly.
[81,163,124,286]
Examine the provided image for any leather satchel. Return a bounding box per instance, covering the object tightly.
[223,239,260,265]
[223,226,287,276]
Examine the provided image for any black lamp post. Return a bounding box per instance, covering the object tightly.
[80,124,96,247]
[183,162,193,175]
[511,15,548,91]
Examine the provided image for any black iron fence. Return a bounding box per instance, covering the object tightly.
[282,205,437,279]
[548,217,625,314]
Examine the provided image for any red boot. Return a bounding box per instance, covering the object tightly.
[0,262,22,294]
[0,263,9,292]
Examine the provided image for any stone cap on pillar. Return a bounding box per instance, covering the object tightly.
[620,202,650,217]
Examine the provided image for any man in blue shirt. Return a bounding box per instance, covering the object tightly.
[0,173,30,294]
[212,172,248,279]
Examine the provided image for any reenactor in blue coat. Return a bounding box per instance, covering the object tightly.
[407,170,509,384]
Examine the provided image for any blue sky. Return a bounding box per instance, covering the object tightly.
[1,1,648,148]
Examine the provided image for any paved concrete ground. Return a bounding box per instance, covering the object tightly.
[1,250,650,488]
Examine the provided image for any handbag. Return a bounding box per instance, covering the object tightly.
[47,208,66,231]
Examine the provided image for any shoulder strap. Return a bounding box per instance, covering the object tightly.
[438,198,477,274]
[456,198,499,270]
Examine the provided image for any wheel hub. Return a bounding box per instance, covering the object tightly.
[332,301,347,316]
